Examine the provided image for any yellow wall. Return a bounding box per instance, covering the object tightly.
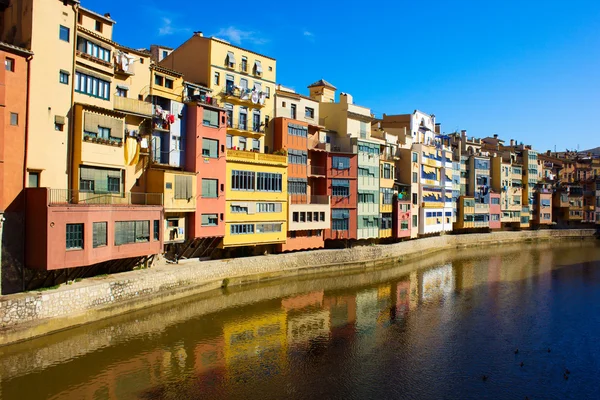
[146,169,196,212]
[78,9,114,40]
[151,69,184,102]
[224,153,288,247]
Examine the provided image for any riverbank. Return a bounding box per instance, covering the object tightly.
[0,229,596,346]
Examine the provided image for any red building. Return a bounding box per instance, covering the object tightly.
[185,100,227,245]
[0,43,32,282]
[489,192,502,230]
[272,116,330,252]
[325,152,358,241]
[532,185,553,227]
[393,185,412,239]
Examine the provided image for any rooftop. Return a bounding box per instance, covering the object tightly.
[307,79,336,90]
[0,41,33,56]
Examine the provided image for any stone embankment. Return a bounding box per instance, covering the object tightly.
[0,229,596,346]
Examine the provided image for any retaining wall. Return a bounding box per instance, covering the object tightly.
[0,229,596,346]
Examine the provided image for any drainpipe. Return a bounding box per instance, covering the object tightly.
[19,53,33,294]
[67,2,79,191]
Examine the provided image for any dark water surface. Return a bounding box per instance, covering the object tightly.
[1,241,600,400]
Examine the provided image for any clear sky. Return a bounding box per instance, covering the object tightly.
[84,0,600,152]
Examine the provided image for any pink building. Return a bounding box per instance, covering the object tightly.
[393,187,412,239]
[185,101,227,240]
[489,192,501,230]
[25,188,163,270]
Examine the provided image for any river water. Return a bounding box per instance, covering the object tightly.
[1,241,600,400]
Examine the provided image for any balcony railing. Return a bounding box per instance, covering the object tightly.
[226,149,287,165]
[227,118,265,134]
[114,96,153,116]
[308,165,326,176]
[220,87,266,107]
[290,195,330,205]
[49,189,163,206]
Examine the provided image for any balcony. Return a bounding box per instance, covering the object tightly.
[49,189,163,206]
[584,205,595,211]
[76,50,113,70]
[146,169,196,212]
[226,149,287,166]
[220,87,266,107]
[474,203,489,213]
[114,96,153,117]
[308,165,326,177]
[227,118,265,137]
[290,195,330,205]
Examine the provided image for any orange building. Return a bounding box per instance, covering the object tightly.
[0,42,32,290]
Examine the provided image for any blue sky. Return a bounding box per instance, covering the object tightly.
[85,0,600,151]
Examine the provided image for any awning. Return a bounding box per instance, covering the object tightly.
[55,115,65,125]
[227,51,236,64]
[116,84,129,90]
[254,60,263,73]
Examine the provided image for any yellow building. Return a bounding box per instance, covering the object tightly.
[158,32,276,153]
[454,196,475,230]
[223,150,288,248]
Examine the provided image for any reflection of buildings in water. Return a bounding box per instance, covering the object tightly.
[281,291,324,311]
[396,279,411,317]
[223,311,287,381]
[356,285,392,330]
[286,310,331,348]
[194,338,226,377]
[323,294,357,329]
[421,264,454,301]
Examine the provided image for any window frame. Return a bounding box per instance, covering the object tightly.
[66,223,84,250]
[92,222,107,248]
[59,25,70,42]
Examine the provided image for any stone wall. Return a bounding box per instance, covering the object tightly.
[0,229,596,346]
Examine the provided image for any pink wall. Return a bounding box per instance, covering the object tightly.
[26,189,163,270]
[278,231,325,252]
[393,200,412,238]
[185,103,227,238]
[489,193,501,230]
[325,153,358,240]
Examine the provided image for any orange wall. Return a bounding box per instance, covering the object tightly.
[278,231,325,252]
[25,189,163,270]
[0,49,28,212]
[185,103,227,238]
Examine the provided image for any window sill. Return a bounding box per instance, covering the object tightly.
[66,248,84,252]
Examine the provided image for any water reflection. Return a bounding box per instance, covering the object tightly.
[1,241,599,400]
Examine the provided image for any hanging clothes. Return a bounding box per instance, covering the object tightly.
[124,137,138,165]
[251,90,259,104]
[168,114,175,124]
[140,138,149,149]
[258,92,266,105]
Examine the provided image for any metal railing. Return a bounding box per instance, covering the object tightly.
[227,118,265,133]
[48,189,163,206]
[289,195,330,205]
[308,165,326,176]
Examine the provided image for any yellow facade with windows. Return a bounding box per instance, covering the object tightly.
[223,150,288,248]
[158,33,276,153]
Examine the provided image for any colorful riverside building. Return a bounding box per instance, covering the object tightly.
[0,41,31,291]
[0,2,164,278]
[383,111,454,237]
[159,33,287,253]
[270,85,330,251]
[307,80,379,240]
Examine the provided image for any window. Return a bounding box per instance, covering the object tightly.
[76,37,111,62]
[226,51,236,68]
[313,212,319,221]
[75,71,110,100]
[411,171,418,183]
[202,178,218,198]
[491,197,500,205]
[290,104,297,119]
[202,138,219,158]
[360,121,367,139]
[491,214,501,221]
[59,25,70,42]
[332,209,350,231]
[288,149,308,165]
[332,179,350,197]
[226,135,233,149]
[292,212,299,222]
[172,136,181,151]
[412,152,418,162]
[154,220,160,240]
[287,123,308,137]
[381,214,393,230]
[412,215,418,227]
[116,87,127,97]
[5,57,14,72]
[358,192,376,203]
[203,109,219,128]
[412,193,418,205]
[256,223,282,233]
[201,214,219,227]
[231,205,248,213]
[299,212,306,222]
[66,223,84,249]
[115,221,150,245]
[332,156,350,170]
[241,56,248,72]
[238,136,247,150]
[214,72,220,85]
[230,224,254,235]
[28,172,40,188]
[98,126,110,140]
[165,78,174,89]
[252,138,260,152]
[10,113,18,126]
[55,123,64,131]
[57,69,69,85]
[381,188,393,204]
[305,107,314,119]
[79,166,122,194]
[383,164,391,179]
[93,222,107,248]
[154,75,164,86]
[288,178,307,194]
[257,203,282,213]
[257,172,282,192]
[231,170,255,191]
[95,20,103,32]
[266,86,271,98]
[162,50,169,59]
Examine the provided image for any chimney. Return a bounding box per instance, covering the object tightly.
[510,139,515,146]
[435,123,441,134]
[461,130,467,141]
[104,13,111,19]
[493,134,498,139]
[194,31,204,37]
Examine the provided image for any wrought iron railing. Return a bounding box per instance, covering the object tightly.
[48,189,163,206]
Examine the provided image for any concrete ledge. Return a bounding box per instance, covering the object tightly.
[0,229,596,346]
